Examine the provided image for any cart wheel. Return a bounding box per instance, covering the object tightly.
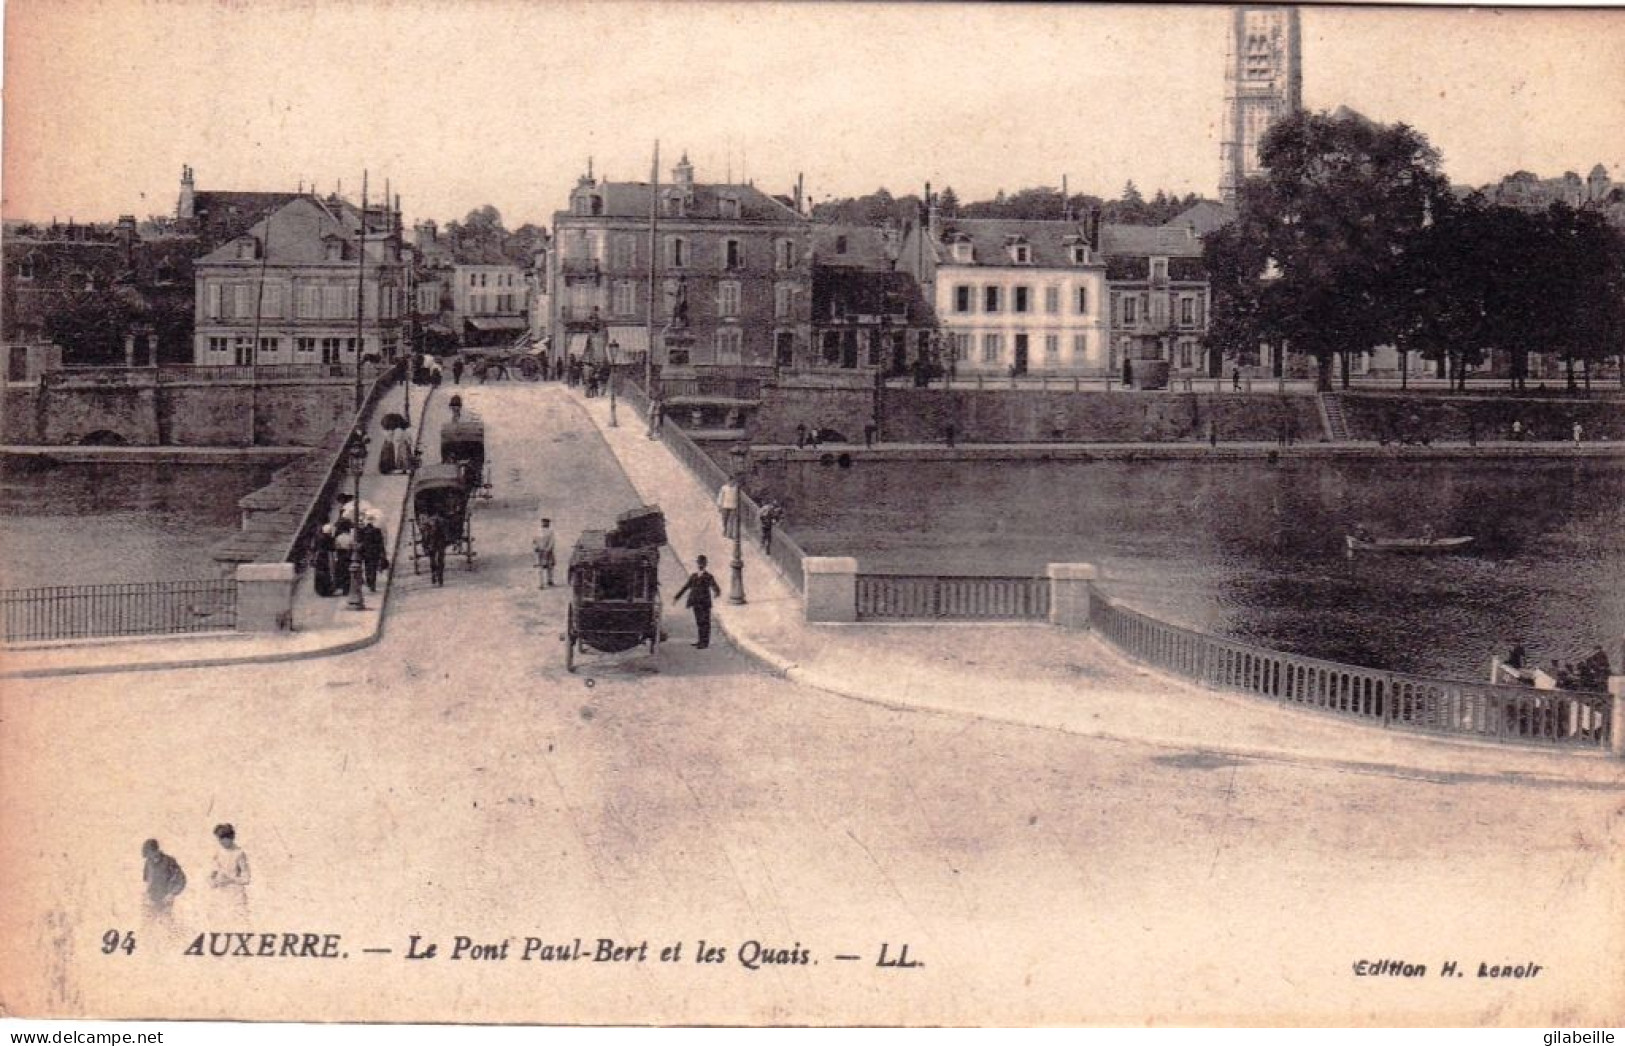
[519,357,541,381]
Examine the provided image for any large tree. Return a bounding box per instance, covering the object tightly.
[1209,110,1450,390]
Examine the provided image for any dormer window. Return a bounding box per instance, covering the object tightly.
[236,238,260,261]
[948,235,973,263]
[1006,238,1031,264]
[1151,257,1169,281]
[663,191,686,218]
[719,195,741,220]
[1070,244,1090,264]
[18,254,37,280]
[574,192,604,217]
[323,236,346,262]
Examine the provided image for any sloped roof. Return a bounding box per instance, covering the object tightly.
[930,218,1099,268]
[811,224,896,269]
[1163,200,1235,238]
[564,181,805,223]
[1098,222,1203,259]
[197,195,379,266]
[190,190,304,250]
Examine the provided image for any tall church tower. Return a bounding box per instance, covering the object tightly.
[1219,6,1302,203]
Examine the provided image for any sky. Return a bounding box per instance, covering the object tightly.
[3,1,1623,228]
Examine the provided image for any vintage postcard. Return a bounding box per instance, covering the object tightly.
[2,0,1623,1029]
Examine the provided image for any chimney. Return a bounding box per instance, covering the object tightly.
[673,152,694,193]
[177,164,196,221]
[116,215,137,261]
[925,181,941,241]
[794,172,804,215]
[1087,206,1102,250]
[415,219,438,250]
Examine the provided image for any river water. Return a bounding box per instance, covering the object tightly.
[0,460,283,590]
[754,456,1625,682]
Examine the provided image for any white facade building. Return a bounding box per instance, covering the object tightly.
[898,218,1108,376]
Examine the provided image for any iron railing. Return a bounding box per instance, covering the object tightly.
[625,373,807,591]
[1088,587,1612,750]
[855,574,1051,620]
[1,580,238,642]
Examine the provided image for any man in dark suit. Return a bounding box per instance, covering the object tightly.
[672,554,722,649]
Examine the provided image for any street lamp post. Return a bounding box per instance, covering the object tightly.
[727,442,749,605]
[346,435,369,611]
[607,338,619,428]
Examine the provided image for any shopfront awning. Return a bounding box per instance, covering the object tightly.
[604,326,650,357]
[466,316,530,332]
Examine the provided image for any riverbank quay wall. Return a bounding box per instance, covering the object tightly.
[1337,390,1625,443]
[0,367,375,447]
[746,379,1327,444]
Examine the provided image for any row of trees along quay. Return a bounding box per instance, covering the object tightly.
[1205,110,1625,392]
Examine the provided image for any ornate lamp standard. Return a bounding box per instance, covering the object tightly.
[346,435,369,611]
[727,442,749,605]
[607,338,620,428]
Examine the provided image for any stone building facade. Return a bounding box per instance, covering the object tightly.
[192,195,404,367]
[550,156,812,369]
[897,215,1109,376]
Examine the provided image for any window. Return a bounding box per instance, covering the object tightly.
[952,333,971,361]
[982,334,1002,363]
[667,236,687,268]
[612,281,637,316]
[954,285,972,313]
[325,239,344,262]
[725,239,742,270]
[777,239,798,270]
[1122,296,1138,324]
[258,336,280,358]
[233,336,254,365]
[1180,340,1195,369]
[774,282,796,319]
[1014,286,1031,313]
[18,255,36,280]
[320,337,343,364]
[208,336,229,356]
[1151,258,1168,281]
[1070,244,1090,264]
[984,286,1001,313]
[237,239,258,261]
[718,280,741,317]
[206,282,222,319]
[1010,243,1031,264]
[715,327,743,361]
[300,284,322,319]
[1073,334,1088,360]
[719,196,740,219]
[262,283,283,318]
[1044,286,1060,314]
[611,235,636,270]
[835,235,848,255]
[951,240,973,263]
[1181,297,1195,326]
[1076,286,1090,315]
[1045,334,1059,360]
[1194,296,1206,327]
[322,285,346,319]
[295,337,316,356]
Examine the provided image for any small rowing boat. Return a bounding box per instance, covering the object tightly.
[1345,534,1474,555]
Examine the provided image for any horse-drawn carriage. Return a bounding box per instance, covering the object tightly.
[408,464,475,573]
[563,505,667,672]
[440,418,491,499]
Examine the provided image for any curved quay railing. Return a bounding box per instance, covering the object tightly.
[1087,586,1612,751]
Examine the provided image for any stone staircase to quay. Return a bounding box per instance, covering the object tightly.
[1318,393,1352,441]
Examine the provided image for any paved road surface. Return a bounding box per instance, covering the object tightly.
[3,383,1621,1026]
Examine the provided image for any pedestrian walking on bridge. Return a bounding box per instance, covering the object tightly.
[533,517,557,588]
[673,555,722,649]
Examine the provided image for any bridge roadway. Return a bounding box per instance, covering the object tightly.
[2,383,1622,1026]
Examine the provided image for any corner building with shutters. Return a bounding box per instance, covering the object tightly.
[550,155,812,370]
